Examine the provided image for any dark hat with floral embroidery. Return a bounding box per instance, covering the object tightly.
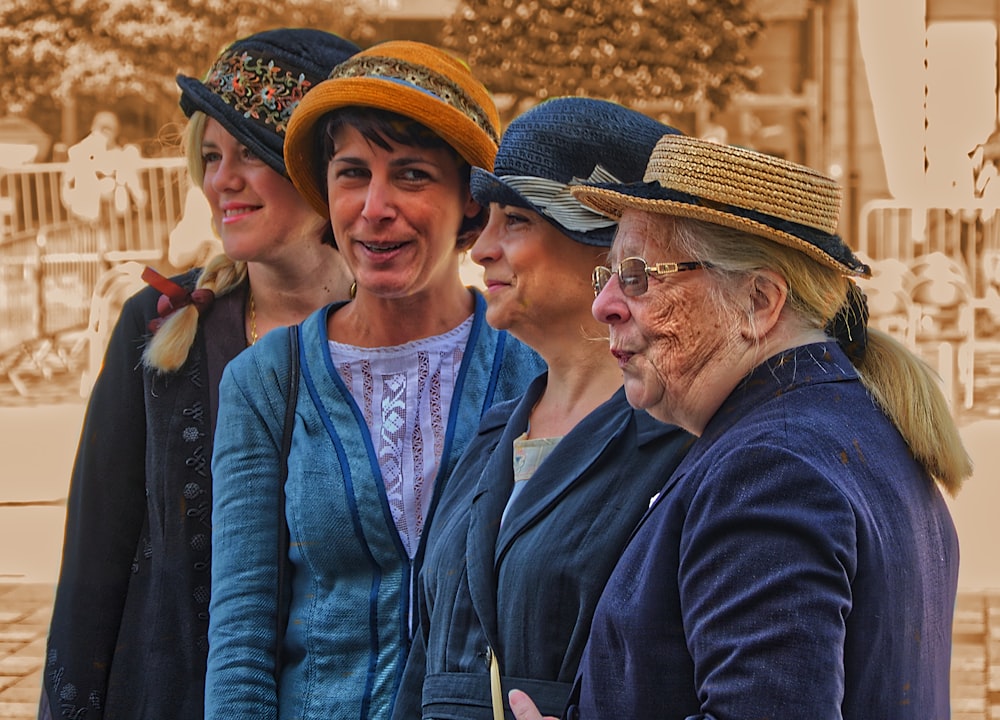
[177,28,360,177]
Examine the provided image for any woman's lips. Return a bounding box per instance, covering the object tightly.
[220,204,259,225]
[611,348,633,366]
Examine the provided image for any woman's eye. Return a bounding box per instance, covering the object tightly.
[243,147,265,164]
[202,151,221,165]
[505,212,529,227]
[399,167,431,182]
[335,167,368,180]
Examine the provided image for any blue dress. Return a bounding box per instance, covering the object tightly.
[568,342,960,719]
[205,292,545,720]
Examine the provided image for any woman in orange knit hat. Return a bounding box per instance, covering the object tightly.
[205,41,544,720]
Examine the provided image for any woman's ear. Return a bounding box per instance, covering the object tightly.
[743,269,788,341]
[463,191,481,220]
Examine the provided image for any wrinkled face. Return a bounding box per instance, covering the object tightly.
[201,117,324,262]
[325,124,478,300]
[592,209,737,430]
[471,203,601,343]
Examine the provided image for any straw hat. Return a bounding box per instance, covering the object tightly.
[470,97,680,247]
[571,134,871,277]
[284,40,501,216]
[176,29,360,177]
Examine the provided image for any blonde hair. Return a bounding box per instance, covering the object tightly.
[666,215,971,495]
[142,111,248,373]
[141,254,247,373]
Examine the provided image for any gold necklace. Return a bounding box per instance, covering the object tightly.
[248,289,258,345]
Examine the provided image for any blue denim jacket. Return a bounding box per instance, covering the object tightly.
[206,292,544,720]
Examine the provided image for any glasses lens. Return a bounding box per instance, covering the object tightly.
[618,258,648,297]
[592,266,611,297]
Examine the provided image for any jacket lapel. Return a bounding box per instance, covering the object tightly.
[465,377,543,650]
[494,389,631,562]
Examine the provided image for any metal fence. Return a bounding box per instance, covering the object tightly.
[0,158,189,395]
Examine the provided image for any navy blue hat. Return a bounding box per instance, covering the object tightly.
[177,28,360,177]
[470,97,680,246]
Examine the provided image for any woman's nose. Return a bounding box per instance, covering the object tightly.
[470,211,501,266]
[592,273,629,325]
[210,155,244,193]
[360,176,397,223]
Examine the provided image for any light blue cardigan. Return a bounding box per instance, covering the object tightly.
[205,293,544,720]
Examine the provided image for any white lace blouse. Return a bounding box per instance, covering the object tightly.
[327,315,473,558]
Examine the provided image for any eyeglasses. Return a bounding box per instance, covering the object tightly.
[592,257,710,298]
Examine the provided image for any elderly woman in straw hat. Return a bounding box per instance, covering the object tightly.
[509,135,971,720]
[205,41,544,720]
[40,28,359,720]
[392,97,694,720]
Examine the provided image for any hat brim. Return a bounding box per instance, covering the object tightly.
[470,168,616,247]
[177,74,286,176]
[286,78,499,217]
[572,181,871,277]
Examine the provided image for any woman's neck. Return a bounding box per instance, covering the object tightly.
[245,253,353,341]
[528,332,622,439]
[328,281,475,348]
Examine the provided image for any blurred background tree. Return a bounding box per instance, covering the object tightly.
[0,0,375,153]
[443,0,764,122]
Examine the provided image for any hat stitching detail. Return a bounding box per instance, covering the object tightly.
[327,55,500,145]
[575,185,870,277]
[203,50,313,135]
[643,135,842,234]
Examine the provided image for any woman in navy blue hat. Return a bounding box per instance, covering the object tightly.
[391,97,694,720]
[40,28,359,720]
[511,134,969,719]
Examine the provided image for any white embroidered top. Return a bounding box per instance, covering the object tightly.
[328,316,473,558]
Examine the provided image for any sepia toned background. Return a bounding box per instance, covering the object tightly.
[2,0,999,717]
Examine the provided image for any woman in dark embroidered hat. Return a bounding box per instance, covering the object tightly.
[389,97,693,720]
[39,28,359,720]
[205,40,544,720]
[509,135,971,720]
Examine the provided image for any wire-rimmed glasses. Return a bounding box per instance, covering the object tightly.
[592,257,710,298]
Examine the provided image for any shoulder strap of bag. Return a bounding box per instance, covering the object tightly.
[275,324,299,680]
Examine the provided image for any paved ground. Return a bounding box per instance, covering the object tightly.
[0,584,51,720]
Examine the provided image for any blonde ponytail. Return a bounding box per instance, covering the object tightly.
[671,216,972,495]
[142,255,247,373]
[855,329,972,495]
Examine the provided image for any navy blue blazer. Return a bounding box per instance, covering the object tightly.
[569,342,960,719]
[394,374,693,719]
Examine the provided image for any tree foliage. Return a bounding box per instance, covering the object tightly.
[0,0,376,114]
[443,0,763,116]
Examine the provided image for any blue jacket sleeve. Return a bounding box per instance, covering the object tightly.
[205,340,289,719]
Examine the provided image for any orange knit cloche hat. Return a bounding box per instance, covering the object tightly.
[284,40,501,216]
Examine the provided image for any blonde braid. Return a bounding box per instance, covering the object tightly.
[143,110,247,373]
[142,255,247,373]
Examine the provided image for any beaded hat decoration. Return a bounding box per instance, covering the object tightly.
[177,28,360,176]
[470,97,680,247]
[571,134,871,277]
[284,40,502,216]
